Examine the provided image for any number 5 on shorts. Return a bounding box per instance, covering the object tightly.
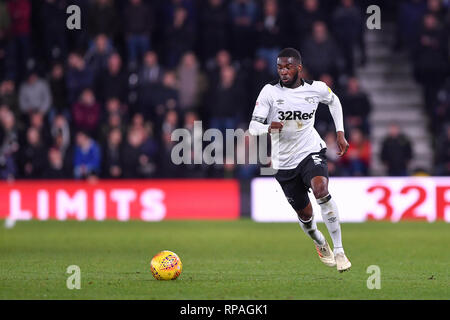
[312,155,322,165]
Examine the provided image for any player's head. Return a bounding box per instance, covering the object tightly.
[277,48,303,87]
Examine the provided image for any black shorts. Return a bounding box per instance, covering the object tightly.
[275,148,329,211]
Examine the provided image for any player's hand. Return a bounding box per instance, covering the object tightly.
[336,131,349,156]
[268,121,284,133]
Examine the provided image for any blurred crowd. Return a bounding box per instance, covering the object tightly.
[395,0,450,176]
[0,0,447,180]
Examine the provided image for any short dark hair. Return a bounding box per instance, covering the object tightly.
[277,48,302,64]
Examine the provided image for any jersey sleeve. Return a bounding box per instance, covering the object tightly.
[317,81,345,132]
[251,84,272,123]
[317,81,334,105]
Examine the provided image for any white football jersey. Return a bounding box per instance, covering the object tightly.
[252,79,335,170]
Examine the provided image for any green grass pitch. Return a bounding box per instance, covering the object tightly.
[0,219,449,299]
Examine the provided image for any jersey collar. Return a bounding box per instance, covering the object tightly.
[279,78,305,88]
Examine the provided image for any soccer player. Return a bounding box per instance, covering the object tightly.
[249,48,351,272]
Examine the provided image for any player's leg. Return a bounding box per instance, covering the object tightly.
[275,174,327,246]
[295,201,336,267]
[295,201,325,246]
[310,176,351,272]
[310,176,343,254]
[275,169,336,267]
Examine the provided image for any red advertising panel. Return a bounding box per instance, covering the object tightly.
[0,180,240,221]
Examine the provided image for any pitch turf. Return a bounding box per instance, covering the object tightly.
[0,219,448,300]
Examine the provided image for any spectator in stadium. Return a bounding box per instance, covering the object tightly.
[210,49,233,72]
[85,33,116,77]
[0,80,18,113]
[128,112,146,133]
[49,113,71,155]
[249,57,273,115]
[396,0,427,52]
[149,71,180,127]
[205,49,240,90]
[291,0,326,43]
[229,0,259,60]
[6,0,32,81]
[207,65,244,132]
[40,0,68,64]
[340,77,372,135]
[434,124,450,176]
[101,127,123,178]
[0,0,7,31]
[255,0,285,76]
[43,147,71,179]
[140,122,159,178]
[139,51,164,86]
[426,0,446,22]
[105,97,128,119]
[181,110,208,178]
[433,79,450,134]
[18,71,52,116]
[73,130,101,179]
[71,88,101,138]
[332,0,366,75]
[28,111,52,146]
[161,109,179,144]
[159,109,182,177]
[164,7,195,68]
[176,52,207,112]
[66,51,95,105]
[48,62,68,118]
[124,0,154,70]
[51,128,73,177]
[413,13,449,113]
[0,0,10,80]
[100,111,124,146]
[96,53,128,103]
[380,123,413,176]
[0,103,12,123]
[0,108,19,180]
[17,127,47,179]
[162,0,197,27]
[87,0,118,41]
[301,21,341,79]
[128,113,157,160]
[122,125,157,178]
[199,0,229,61]
[340,127,371,176]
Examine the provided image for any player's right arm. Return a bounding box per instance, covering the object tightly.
[249,84,282,135]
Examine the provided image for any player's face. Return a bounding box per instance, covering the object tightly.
[277,57,301,86]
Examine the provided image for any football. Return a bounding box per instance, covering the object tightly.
[150,250,182,280]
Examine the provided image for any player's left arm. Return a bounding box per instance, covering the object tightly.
[319,83,349,156]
